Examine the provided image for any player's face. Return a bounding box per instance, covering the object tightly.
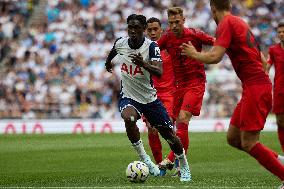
[168,14,184,36]
[277,26,284,43]
[146,22,162,41]
[128,20,145,42]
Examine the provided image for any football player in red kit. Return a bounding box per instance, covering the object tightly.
[145,17,175,169]
[180,0,284,187]
[157,7,215,172]
[267,21,284,153]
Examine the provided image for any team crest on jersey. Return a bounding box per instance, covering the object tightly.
[154,47,161,56]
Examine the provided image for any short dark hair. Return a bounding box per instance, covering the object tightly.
[277,21,284,29]
[146,17,161,26]
[210,0,231,11]
[127,14,147,29]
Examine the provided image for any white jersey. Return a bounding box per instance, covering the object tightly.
[113,37,162,104]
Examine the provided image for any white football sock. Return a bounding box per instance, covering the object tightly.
[132,140,148,160]
[175,149,188,167]
[278,155,284,165]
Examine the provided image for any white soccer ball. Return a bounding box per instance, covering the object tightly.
[126,161,149,182]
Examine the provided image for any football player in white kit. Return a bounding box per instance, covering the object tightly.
[105,14,191,181]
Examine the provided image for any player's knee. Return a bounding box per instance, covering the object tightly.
[240,141,254,152]
[124,116,137,127]
[227,135,240,149]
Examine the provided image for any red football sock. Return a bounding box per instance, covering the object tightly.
[148,131,162,164]
[249,142,284,180]
[167,122,189,162]
[278,127,284,152]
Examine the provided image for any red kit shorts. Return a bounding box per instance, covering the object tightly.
[230,84,272,131]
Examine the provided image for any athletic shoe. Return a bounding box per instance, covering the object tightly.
[179,163,191,182]
[158,158,174,170]
[142,155,160,176]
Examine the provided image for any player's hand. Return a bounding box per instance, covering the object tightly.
[129,53,144,67]
[105,62,113,73]
[180,42,197,58]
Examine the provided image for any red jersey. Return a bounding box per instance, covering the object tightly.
[214,14,270,86]
[157,28,214,88]
[268,43,284,93]
[152,50,175,96]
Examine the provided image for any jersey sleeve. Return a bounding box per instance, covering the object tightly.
[195,29,215,46]
[106,37,121,63]
[267,47,274,65]
[113,37,122,51]
[214,19,232,49]
[149,42,162,62]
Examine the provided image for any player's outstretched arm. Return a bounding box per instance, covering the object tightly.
[129,53,163,77]
[260,52,269,73]
[180,42,226,64]
[266,51,273,73]
[105,48,118,73]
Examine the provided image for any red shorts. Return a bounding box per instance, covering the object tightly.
[230,84,272,131]
[273,90,284,114]
[173,84,205,118]
[158,93,174,118]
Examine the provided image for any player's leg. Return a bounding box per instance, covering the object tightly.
[160,110,192,173]
[145,118,163,164]
[227,124,242,150]
[162,89,188,165]
[227,101,242,150]
[174,110,192,154]
[157,126,191,181]
[274,91,284,153]
[242,130,284,181]
[276,113,284,152]
[164,85,204,165]
[240,84,284,182]
[144,99,191,181]
[121,106,140,143]
[119,99,159,176]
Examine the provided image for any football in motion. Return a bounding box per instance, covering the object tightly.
[126,161,149,182]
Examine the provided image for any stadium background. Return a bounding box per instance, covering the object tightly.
[0,0,283,121]
[0,1,283,188]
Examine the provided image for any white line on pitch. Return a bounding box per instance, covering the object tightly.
[0,186,276,189]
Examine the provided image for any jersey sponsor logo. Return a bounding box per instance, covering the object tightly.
[154,47,161,57]
[121,63,144,76]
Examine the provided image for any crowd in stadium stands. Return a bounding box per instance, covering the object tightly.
[0,0,283,119]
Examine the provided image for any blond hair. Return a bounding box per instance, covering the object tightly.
[167,7,184,17]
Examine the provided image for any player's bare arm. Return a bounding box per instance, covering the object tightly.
[260,52,268,73]
[266,54,272,73]
[180,42,226,64]
[129,53,163,77]
[105,48,118,73]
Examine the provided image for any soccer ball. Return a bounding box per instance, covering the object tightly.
[126,161,149,182]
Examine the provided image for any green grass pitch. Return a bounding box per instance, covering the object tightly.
[0,132,282,188]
